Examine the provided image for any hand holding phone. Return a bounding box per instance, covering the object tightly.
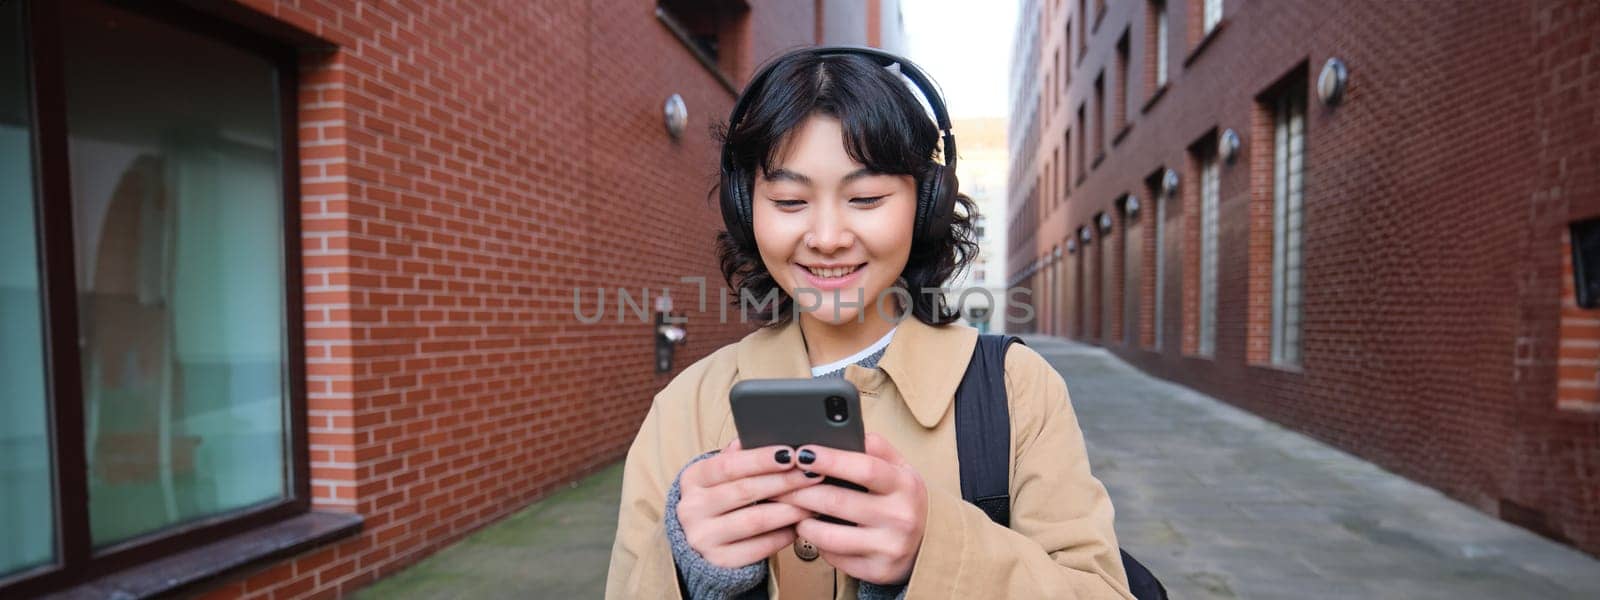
[675,438,824,569]
[730,378,869,525]
[772,433,931,587]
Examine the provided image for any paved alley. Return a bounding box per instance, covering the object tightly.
[1027,336,1600,600]
[360,337,1600,599]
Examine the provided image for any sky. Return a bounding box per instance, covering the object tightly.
[902,0,1019,120]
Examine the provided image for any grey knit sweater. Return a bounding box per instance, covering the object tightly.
[664,340,907,599]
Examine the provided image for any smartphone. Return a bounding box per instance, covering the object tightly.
[729,377,867,525]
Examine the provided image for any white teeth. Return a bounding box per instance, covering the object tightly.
[806,265,860,279]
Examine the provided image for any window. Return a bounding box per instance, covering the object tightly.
[1044,251,1055,334]
[1036,176,1043,225]
[1042,72,1051,121]
[1078,236,1090,336]
[1203,0,1222,35]
[1101,216,1113,338]
[1057,146,1067,206]
[1075,106,1087,182]
[1114,32,1129,134]
[1148,0,1168,90]
[3,0,310,594]
[1122,197,1138,345]
[1053,255,1061,334]
[1199,153,1219,356]
[1156,2,1169,85]
[1270,81,1306,365]
[1063,128,1074,191]
[1077,0,1087,60]
[1152,175,1167,350]
[658,0,751,90]
[1056,152,1064,209]
[2,0,55,579]
[1065,18,1074,70]
[1093,73,1105,161]
[1054,45,1063,115]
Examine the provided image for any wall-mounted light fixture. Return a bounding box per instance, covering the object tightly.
[663,93,687,139]
[1054,246,1063,259]
[1067,238,1078,253]
[1079,225,1093,244]
[1219,129,1241,164]
[1161,168,1180,197]
[1097,212,1114,234]
[1124,195,1141,219]
[1318,57,1348,107]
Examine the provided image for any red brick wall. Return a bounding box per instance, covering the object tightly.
[1244,91,1273,365]
[1108,212,1126,343]
[1123,209,1142,347]
[163,1,851,598]
[1179,147,1201,356]
[1559,230,1600,412]
[1014,0,1600,556]
[1139,173,1162,350]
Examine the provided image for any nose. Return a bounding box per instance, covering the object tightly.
[805,202,854,253]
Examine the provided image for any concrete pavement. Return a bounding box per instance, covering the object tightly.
[357,336,1600,599]
[1026,335,1600,600]
[353,462,624,599]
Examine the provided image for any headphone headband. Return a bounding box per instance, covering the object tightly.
[721,46,957,180]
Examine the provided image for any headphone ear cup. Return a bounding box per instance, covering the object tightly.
[720,165,755,248]
[915,169,938,240]
[915,166,958,242]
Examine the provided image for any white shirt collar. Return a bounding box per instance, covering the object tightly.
[809,325,898,377]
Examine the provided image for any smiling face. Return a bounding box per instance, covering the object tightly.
[751,114,918,326]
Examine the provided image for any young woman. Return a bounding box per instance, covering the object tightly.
[605,47,1133,600]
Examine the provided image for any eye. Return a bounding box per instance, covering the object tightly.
[851,195,889,206]
[771,198,805,209]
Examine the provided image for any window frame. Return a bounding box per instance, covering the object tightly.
[1121,196,1138,345]
[1114,30,1130,140]
[1154,178,1166,350]
[1092,72,1105,164]
[1271,85,1306,366]
[1101,214,1113,339]
[1143,169,1168,352]
[656,0,747,95]
[1075,104,1088,184]
[1199,153,1219,357]
[1155,1,1168,86]
[2,0,312,596]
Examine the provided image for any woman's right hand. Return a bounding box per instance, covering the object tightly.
[677,439,825,569]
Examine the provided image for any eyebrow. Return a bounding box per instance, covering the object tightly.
[762,167,883,187]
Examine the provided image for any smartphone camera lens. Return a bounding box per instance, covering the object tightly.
[825,396,848,424]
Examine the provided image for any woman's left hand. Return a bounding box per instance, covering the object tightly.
[771,432,928,586]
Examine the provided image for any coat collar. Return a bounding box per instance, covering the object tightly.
[734,316,979,428]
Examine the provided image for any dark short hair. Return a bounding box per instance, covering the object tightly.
[711,49,979,327]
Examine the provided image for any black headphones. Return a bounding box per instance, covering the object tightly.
[718,46,959,251]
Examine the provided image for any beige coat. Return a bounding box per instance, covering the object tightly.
[605,316,1134,599]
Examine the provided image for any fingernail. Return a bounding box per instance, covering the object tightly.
[798,448,816,465]
[804,471,820,478]
[775,449,791,464]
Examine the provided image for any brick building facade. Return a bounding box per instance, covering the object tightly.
[1007,0,1600,557]
[1,0,904,597]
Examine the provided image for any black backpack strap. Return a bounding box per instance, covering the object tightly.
[954,333,1023,528]
[954,334,1170,600]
